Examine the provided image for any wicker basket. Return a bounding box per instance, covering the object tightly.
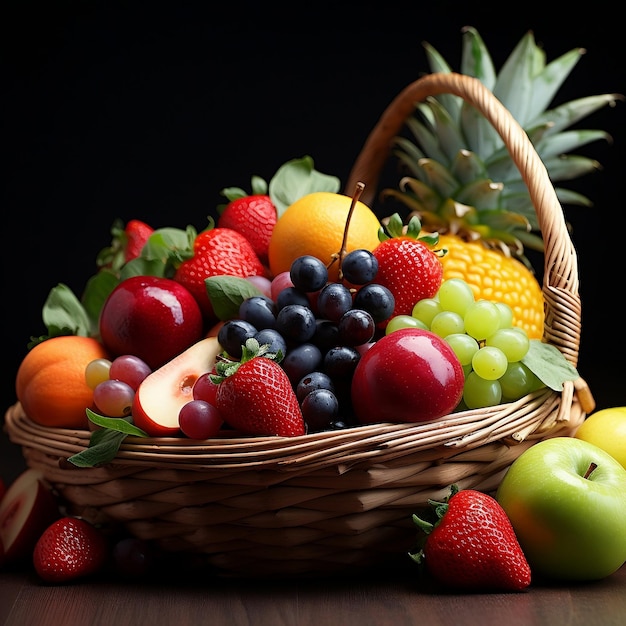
[3,72,596,578]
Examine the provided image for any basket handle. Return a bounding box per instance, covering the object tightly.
[346,75,579,349]
[345,72,594,412]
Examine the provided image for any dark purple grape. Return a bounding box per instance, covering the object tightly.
[217,319,258,358]
[352,283,395,323]
[254,328,288,360]
[275,304,317,343]
[239,295,276,330]
[316,282,353,321]
[313,319,340,352]
[290,255,329,292]
[276,286,310,310]
[341,249,378,284]
[323,345,361,378]
[281,343,323,386]
[301,388,339,432]
[296,371,335,402]
[338,309,375,346]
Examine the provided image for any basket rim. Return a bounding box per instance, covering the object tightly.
[4,382,586,472]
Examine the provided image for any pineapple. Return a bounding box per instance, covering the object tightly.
[380,27,621,339]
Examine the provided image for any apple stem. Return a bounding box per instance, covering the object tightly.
[328,181,365,280]
[583,462,598,480]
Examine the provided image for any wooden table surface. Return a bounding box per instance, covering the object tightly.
[1,560,624,626]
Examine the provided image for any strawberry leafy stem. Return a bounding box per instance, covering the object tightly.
[211,338,282,384]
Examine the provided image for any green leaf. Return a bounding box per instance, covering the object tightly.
[81,269,119,332]
[205,275,264,320]
[269,156,340,218]
[522,340,579,391]
[66,411,149,468]
[67,429,128,467]
[36,283,91,344]
[86,409,149,436]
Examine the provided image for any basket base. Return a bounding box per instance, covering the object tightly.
[4,400,586,577]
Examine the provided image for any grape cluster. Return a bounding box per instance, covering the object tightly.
[85,355,152,417]
[217,252,395,433]
[387,277,545,409]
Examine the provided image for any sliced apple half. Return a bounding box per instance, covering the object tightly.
[132,336,223,437]
[0,468,60,565]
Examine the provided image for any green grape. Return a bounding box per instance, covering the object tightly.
[486,327,530,362]
[464,300,501,340]
[412,298,442,328]
[471,346,508,380]
[445,333,479,366]
[463,371,502,409]
[386,315,428,334]
[437,278,475,316]
[85,357,113,390]
[430,311,465,338]
[495,302,514,329]
[499,361,536,401]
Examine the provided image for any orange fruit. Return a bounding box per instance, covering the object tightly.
[268,192,381,282]
[16,336,111,429]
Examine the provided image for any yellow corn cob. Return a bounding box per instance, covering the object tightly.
[437,234,544,339]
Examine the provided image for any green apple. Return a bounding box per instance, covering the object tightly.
[575,406,626,469]
[496,436,626,581]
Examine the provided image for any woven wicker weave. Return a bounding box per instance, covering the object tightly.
[3,72,596,577]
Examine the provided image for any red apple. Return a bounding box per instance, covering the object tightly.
[132,337,223,436]
[351,327,464,424]
[100,275,204,369]
[0,469,59,565]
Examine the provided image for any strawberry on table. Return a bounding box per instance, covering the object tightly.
[217,175,277,265]
[373,213,443,326]
[33,517,108,583]
[212,338,306,437]
[409,484,531,592]
[174,226,266,322]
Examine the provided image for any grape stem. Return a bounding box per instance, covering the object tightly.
[328,181,365,281]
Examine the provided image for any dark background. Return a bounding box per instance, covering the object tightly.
[2,3,625,481]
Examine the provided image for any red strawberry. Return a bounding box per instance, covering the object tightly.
[218,194,277,266]
[213,339,305,437]
[97,218,154,271]
[174,227,266,322]
[410,485,531,591]
[33,517,108,583]
[372,213,443,326]
[123,219,155,262]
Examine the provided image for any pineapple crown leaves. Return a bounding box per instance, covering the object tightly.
[386,25,623,255]
[210,337,283,384]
